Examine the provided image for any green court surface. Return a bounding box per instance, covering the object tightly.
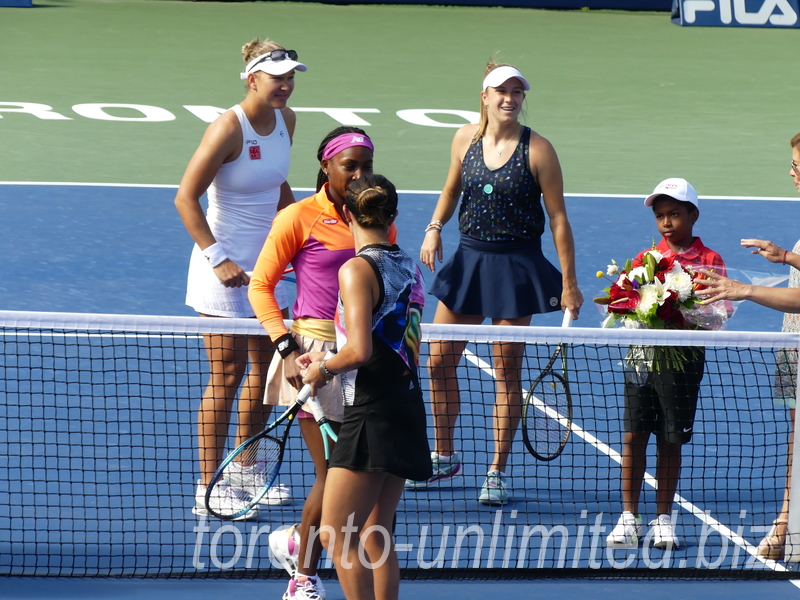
[0,0,798,197]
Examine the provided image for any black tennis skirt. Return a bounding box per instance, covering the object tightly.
[430,234,563,319]
[328,392,433,482]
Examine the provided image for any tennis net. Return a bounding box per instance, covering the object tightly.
[1,309,799,579]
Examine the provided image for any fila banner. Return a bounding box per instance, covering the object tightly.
[676,0,800,26]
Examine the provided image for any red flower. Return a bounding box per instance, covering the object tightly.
[655,290,686,329]
[607,285,640,314]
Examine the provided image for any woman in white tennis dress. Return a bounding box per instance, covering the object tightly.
[174,36,305,518]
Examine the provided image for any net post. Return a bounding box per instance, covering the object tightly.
[785,334,800,562]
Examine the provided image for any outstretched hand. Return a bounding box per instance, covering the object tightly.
[741,238,786,264]
[696,270,751,304]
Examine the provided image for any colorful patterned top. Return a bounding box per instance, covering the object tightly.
[782,239,800,334]
[774,239,800,405]
[335,245,425,407]
[458,126,545,241]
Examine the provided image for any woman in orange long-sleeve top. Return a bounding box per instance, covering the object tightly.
[249,127,395,600]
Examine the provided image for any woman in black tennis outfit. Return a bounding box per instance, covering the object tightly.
[406,60,583,505]
[297,174,429,600]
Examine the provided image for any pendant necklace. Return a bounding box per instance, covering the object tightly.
[495,125,521,156]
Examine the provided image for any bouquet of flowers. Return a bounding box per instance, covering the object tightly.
[593,248,727,378]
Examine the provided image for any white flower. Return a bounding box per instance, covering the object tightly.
[629,265,649,282]
[607,264,619,276]
[644,249,663,263]
[663,264,694,302]
[636,283,660,315]
[622,317,647,329]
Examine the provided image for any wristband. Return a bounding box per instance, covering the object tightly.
[319,359,335,380]
[202,242,229,268]
[783,250,788,265]
[275,333,300,358]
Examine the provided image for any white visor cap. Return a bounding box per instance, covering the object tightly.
[240,53,307,79]
[482,66,530,92]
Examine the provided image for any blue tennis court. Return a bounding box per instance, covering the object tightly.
[3,183,800,598]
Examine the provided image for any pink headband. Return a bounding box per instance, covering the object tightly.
[322,133,374,160]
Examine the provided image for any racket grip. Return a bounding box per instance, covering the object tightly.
[561,308,572,328]
[296,384,313,406]
[305,396,328,423]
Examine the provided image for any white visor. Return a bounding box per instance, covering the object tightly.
[240,53,307,80]
[482,66,530,92]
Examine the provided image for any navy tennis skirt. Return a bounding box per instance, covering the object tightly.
[430,234,563,319]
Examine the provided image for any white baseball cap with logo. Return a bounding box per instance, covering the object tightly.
[644,177,699,210]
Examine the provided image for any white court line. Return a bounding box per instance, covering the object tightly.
[462,348,787,573]
[1,181,799,202]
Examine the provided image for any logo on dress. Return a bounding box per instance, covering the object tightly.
[323,218,339,225]
[249,146,261,160]
[550,297,559,307]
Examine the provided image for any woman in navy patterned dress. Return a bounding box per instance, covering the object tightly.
[406,60,583,505]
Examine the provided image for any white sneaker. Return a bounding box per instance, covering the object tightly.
[606,511,643,548]
[283,575,326,600]
[225,460,292,506]
[270,525,300,576]
[192,479,259,520]
[649,514,679,550]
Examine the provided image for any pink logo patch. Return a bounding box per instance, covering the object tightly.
[323,218,339,224]
[249,146,261,160]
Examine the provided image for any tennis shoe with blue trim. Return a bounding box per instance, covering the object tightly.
[192,479,259,521]
[283,575,326,600]
[404,452,462,490]
[606,511,643,549]
[225,460,292,506]
[478,470,508,505]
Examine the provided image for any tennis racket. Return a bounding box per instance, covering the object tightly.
[522,309,573,461]
[305,396,339,460]
[204,384,312,520]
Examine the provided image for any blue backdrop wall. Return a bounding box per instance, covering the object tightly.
[289,0,671,10]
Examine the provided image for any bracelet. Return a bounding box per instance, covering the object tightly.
[202,242,229,268]
[425,220,443,232]
[783,249,788,265]
[319,359,335,380]
[275,333,300,359]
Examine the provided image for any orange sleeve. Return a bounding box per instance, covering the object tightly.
[249,203,307,340]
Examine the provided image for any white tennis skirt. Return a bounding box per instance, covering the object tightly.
[185,245,288,318]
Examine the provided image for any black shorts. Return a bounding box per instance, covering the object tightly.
[623,350,705,445]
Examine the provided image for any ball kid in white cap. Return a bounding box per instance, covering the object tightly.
[644,177,699,210]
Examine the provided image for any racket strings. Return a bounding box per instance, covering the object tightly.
[527,372,570,443]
